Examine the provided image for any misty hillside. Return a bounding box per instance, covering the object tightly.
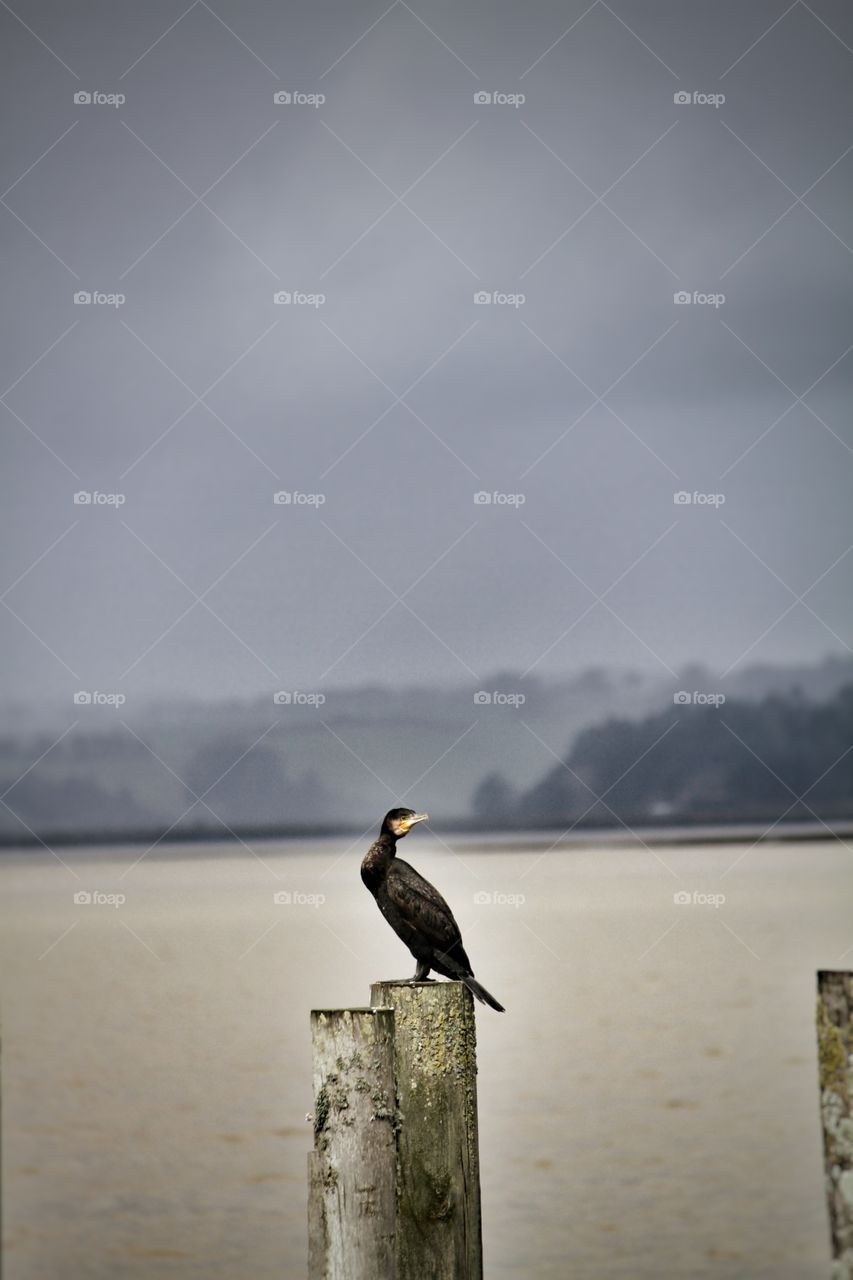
[488,684,853,829]
[1,654,851,841]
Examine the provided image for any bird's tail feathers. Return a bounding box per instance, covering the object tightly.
[434,949,505,1012]
[462,974,505,1013]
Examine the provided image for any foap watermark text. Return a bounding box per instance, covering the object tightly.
[474,490,525,506]
[673,690,726,707]
[474,290,525,307]
[674,290,725,307]
[474,91,525,108]
[673,890,726,908]
[473,890,526,907]
[673,490,725,507]
[74,890,126,907]
[73,690,126,707]
[74,90,125,108]
[273,291,325,308]
[273,691,325,706]
[74,291,125,307]
[674,91,725,108]
[274,491,326,506]
[273,90,325,107]
[474,690,525,707]
[74,490,125,506]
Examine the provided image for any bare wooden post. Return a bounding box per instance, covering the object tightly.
[816,970,853,1278]
[308,982,483,1280]
[371,981,482,1280]
[309,1007,397,1279]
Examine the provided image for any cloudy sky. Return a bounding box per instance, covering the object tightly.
[2,0,852,709]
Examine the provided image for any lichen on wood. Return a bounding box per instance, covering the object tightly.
[371,980,483,1280]
[309,984,484,1279]
[817,971,853,1279]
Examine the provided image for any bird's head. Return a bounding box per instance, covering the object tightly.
[381,807,428,840]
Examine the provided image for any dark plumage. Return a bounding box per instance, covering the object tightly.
[361,807,505,1012]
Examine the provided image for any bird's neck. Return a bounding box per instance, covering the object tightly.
[361,831,397,888]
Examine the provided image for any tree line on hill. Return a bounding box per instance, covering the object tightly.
[474,685,853,828]
[1,674,851,841]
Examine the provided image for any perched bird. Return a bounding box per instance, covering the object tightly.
[361,807,505,1012]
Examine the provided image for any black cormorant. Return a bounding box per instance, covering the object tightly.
[361,807,505,1012]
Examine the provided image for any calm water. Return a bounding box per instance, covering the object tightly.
[1,832,849,1279]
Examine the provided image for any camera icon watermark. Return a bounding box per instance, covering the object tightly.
[473,690,525,707]
[673,690,726,707]
[473,889,526,907]
[73,690,126,707]
[73,889,126,907]
[673,889,726,907]
[273,490,326,506]
[473,490,525,506]
[673,491,725,507]
[673,90,725,108]
[272,889,326,906]
[74,90,126,108]
[273,690,326,706]
[273,290,325,308]
[473,90,526,108]
[74,490,126,506]
[473,290,525,307]
[673,290,725,308]
[272,90,325,107]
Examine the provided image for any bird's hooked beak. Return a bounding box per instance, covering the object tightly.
[404,812,428,831]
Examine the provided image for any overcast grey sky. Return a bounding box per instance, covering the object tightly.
[2,0,852,708]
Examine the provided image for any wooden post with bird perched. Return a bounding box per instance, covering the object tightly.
[308,807,500,1277]
[308,979,483,1280]
[815,970,853,1275]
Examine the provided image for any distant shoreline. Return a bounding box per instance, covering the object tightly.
[1,815,851,854]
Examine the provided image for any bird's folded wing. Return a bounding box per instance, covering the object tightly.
[385,868,461,950]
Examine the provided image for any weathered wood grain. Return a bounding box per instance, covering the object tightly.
[309,1007,397,1279]
[371,981,483,1280]
[817,970,853,1280]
